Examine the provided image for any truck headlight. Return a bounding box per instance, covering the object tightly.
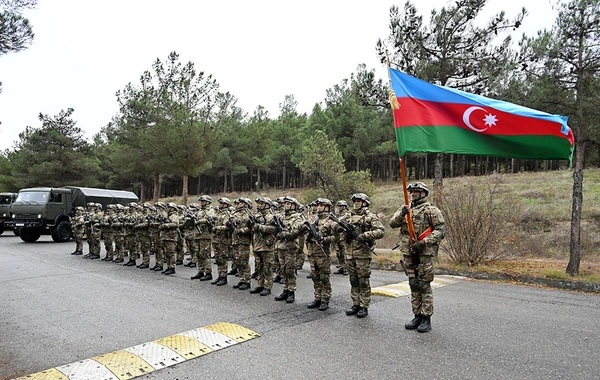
[37,214,42,219]
[2,213,5,217]
[12,214,16,219]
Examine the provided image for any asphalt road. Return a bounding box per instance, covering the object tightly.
[1,234,599,380]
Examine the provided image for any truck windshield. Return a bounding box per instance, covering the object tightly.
[16,192,49,203]
[0,196,12,205]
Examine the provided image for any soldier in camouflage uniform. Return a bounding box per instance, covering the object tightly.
[211,197,234,286]
[70,206,85,255]
[305,198,337,311]
[175,205,186,265]
[183,203,199,269]
[333,200,350,275]
[340,193,385,318]
[101,204,116,261]
[249,197,278,296]
[151,202,167,271]
[124,202,141,266]
[111,205,126,263]
[273,196,304,304]
[160,202,182,275]
[230,197,253,290]
[191,195,216,281]
[134,203,153,269]
[84,203,103,260]
[296,203,307,270]
[389,182,445,333]
[272,197,285,284]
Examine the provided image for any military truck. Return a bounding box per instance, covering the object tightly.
[0,192,17,235]
[10,186,138,243]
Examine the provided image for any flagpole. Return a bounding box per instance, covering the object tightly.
[386,51,416,244]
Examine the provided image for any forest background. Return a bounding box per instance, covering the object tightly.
[1,0,599,280]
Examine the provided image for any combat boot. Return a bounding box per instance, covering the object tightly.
[274,290,289,301]
[417,316,431,333]
[200,273,213,281]
[124,259,136,266]
[318,302,329,311]
[232,282,242,289]
[273,275,282,283]
[163,268,176,275]
[405,315,422,330]
[285,291,295,303]
[191,272,204,280]
[238,283,250,290]
[307,300,321,309]
[249,287,264,294]
[346,305,360,316]
[251,272,258,279]
[137,263,149,269]
[151,265,163,271]
[259,289,271,296]
[228,268,238,276]
[211,277,221,285]
[216,277,227,286]
[333,268,345,275]
[356,307,368,318]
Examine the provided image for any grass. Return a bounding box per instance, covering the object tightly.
[165,168,600,284]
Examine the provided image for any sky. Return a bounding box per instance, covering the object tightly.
[0,0,559,151]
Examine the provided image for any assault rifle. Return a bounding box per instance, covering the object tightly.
[184,209,202,234]
[304,218,327,256]
[228,216,242,244]
[329,213,377,256]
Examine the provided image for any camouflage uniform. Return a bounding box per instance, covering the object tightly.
[274,196,304,303]
[101,205,116,260]
[150,203,166,271]
[160,203,182,274]
[333,201,350,275]
[134,204,153,268]
[230,198,253,289]
[191,197,215,280]
[211,198,233,285]
[124,203,140,266]
[249,197,278,295]
[111,205,127,262]
[85,203,103,259]
[342,194,385,317]
[175,206,186,265]
[71,206,85,255]
[389,182,445,327]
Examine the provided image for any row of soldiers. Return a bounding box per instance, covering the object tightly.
[70,193,386,317]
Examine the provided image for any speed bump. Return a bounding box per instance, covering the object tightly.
[14,323,260,380]
[372,275,466,297]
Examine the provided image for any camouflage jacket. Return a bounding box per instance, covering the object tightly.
[251,209,278,252]
[343,208,385,259]
[274,209,304,251]
[389,198,445,256]
[305,212,337,256]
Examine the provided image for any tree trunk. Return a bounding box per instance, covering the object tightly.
[282,164,287,191]
[433,153,443,206]
[153,173,160,202]
[182,174,189,205]
[567,143,585,276]
[223,174,227,193]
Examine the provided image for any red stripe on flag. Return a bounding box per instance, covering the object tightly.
[393,98,574,144]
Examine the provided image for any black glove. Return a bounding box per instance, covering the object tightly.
[410,240,426,254]
[400,205,410,217]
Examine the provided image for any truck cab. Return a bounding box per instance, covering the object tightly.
[11,187,73,242]
[0,192,17,235]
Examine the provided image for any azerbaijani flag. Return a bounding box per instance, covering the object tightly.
[389,68,574,163]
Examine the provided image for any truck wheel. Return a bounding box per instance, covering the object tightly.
[20,229,41,242]
[52,220,72,242]
[14,227,20,236]
[0,226,4,235]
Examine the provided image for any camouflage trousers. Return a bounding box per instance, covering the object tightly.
[103,229,114,258]
[176,233,184,261]
[162,240,177,269]
[152,233,163,266]
[126,233,140,261]
[213,243,230,278]
[403,253,435,316]
[308,250,332,302]
[296,236,305,268]
[254,250,274,290]
[279,248,298,292]
[346,257,372,308]
[138,232,151,265]
[232,244,251,283]
[86,226,101,255]
[335,242,346,270]
[74,227,84,253]
[273,251,282,277]
[190,239,211,275]
[114,233,125,259]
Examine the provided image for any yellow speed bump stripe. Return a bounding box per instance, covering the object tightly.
[372,275,466,298]
[14,323,259,380]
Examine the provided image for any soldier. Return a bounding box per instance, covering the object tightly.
[84,203,103,260]
[134,203,153,269]
[337,193,385,318]
[183,203,198,269]
[389,182,445,333]
[296,202,307,270]
[150,202,167,271]
[272,196,285,284]
[210,197,234,286]
[248,197,278,296]
[101,204,116,261]
[230,197,253,290]
[190,195,216,281]
[160,202,182,275]
[273,195,304,304]
[70,206,85,255]
[175,205,186,265]
[111,204,127,263]
[305,198,337,311]
[333,200,350,275]
[123,202,140,266]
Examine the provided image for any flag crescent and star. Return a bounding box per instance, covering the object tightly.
[388,67,574,163]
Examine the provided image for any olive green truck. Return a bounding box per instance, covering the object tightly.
[9,186,138,243]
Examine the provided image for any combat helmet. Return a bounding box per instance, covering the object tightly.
[198,195,212,203]
[407,182,429,196]
[218,197,232,206]
[351,193,370,206]
[336,200,349,208]
[315,197,333,209]
[283,195,301,209]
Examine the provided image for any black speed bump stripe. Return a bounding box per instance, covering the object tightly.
[14,322,260,380]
